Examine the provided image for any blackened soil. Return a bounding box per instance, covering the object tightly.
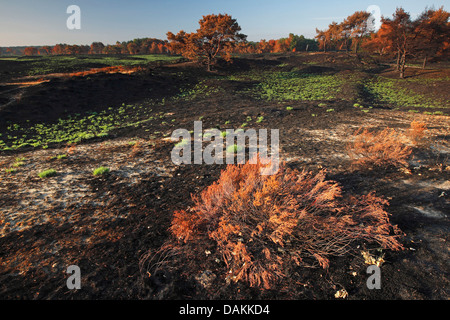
[0,53,449,300]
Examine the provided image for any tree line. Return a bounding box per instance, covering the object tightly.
[2,34,318,58]
[2,6,448,78]
[316,6,449,77]
[1,38,170,56]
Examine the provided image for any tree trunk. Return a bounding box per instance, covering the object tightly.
[354,39,359,54]
[399,52,406,79]
[395,50,401,71]
[422,55,428,69]
[206,55,211,72]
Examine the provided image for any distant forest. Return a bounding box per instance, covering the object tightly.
[0,34,319,56]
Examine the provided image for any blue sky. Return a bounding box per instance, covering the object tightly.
[0,0,447,46]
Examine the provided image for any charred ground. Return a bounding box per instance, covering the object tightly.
[0,52,448,299]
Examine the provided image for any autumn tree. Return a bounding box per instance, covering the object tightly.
[103,44,122,54]
[52,44,65,55]
[362,24,390,55]
[90,42,105,54]
[65,45,82,55]
[318,22,343,51]
[24,47,38,56]
[127,42,138,54]
[379,8,415,78]
[39,46,52,55]
[167,14,247,71]
[343,11,372,53]
[315,28,329,52]
[413,7,450,68]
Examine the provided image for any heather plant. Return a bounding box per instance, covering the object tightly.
[407,120,427,145]
[168,157,404,289]
[346,127,412,169]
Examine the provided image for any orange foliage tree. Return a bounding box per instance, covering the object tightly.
[167,14,247,71]
[90,42,105,54]
[413,7,450,68]
[379,8,415,78]
[343,11,372,53]
[170,157,404,289]
[24,47,38,56]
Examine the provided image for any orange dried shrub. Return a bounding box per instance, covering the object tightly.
[346,127,412,169]
[170,157,404,289]
[408,120,427,145]
[66,143,77,155]
[128,141,144,158]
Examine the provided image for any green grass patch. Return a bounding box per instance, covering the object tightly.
[93,167,110,176]
[0,101,162,151]
[38,169,57,178]
[233,70,345,102]
[226,144,243,154]
[366,76,448,109]
[175,139,190,148]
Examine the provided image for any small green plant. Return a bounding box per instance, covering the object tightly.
[5,168,17,174]
[93,167,110,176]
[226,144,243,154]
[433,111,444,115]
[38,169,57,178]
[318,103,327,107]
[256,116,264,123]
[12,157,26,167]
[12,162,25,167]
[311,114,317,117]
[326,108,335,112]
[286,107,294,111]
[241,122,248,128]
[175,139,190,148]
[224,120,230,125]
